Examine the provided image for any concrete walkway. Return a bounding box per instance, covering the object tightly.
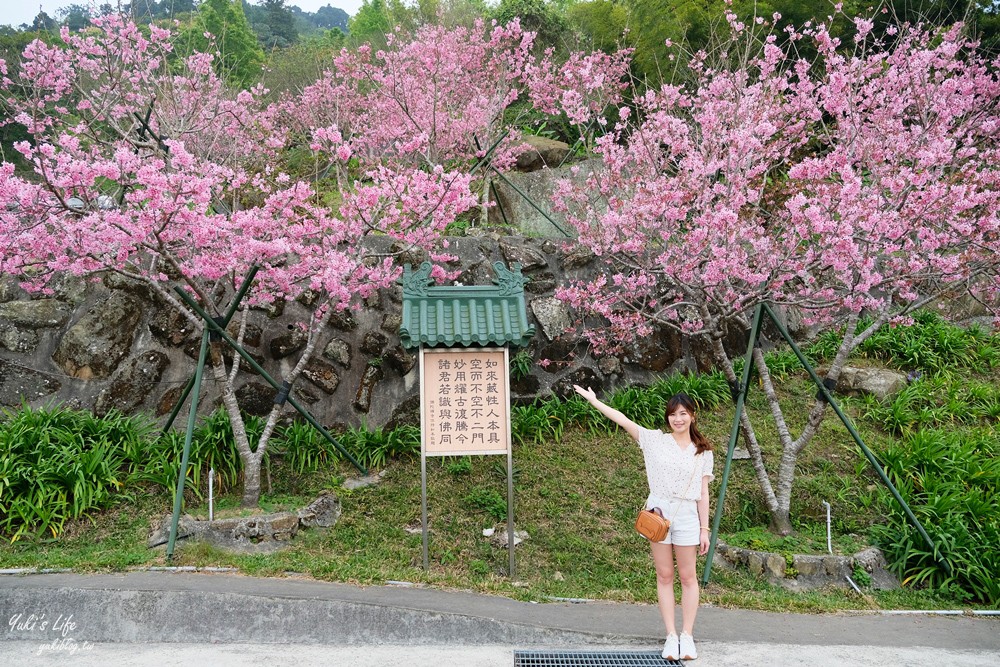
[2,571,998,666]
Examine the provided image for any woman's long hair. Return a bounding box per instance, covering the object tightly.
[665,393,713,455]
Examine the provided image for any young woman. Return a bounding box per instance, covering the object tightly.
[573,385,714,661]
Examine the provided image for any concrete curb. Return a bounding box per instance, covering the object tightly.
[0,572,658,646]
[2,571,998,651]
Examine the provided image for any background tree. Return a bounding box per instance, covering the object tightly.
[567,0,629,54]
[0,13,477,506]
[555,12,1000,534]
[492,0,569,52]
[179,0,266,88]
[313,3,350,31]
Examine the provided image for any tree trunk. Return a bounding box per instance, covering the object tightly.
[208,343,260,508]
[241,452,263,508]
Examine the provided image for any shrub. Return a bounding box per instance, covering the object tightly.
[0,405,154,540]
[872,428,1000,605]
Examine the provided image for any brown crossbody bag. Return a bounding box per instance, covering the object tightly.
[634,453,702,542]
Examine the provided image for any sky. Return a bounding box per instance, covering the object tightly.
[1,1,364,30]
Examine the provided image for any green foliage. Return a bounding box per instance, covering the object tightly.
[510,349,535,381]
[0,405,153,540]
[568,0,629,53]
[492,0,570,52]
[445,456,473,475]
[465,486,508,521]
[338,423,421,469]
[807,311,1000,373]
[177,0,266,89]
[861,374,1000,436]
[872,427,1000,605]
[348,0,417,49]
[511,399,567,445]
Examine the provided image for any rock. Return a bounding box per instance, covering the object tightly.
[634,327,683,372]
[764,554,787,578]
[342,470,386,491]
[514,135,571,172]
[500,241,549,271]
[328,309,357,331]
[322,338,352,368]
[297,492,342,528]
[0,325,38,353]
[562,246,595,270]
[530,297,571,341]
[227,321,262,348]
[838,367,908,401]
[537,339,576,373]
[94,350,170,417]
[361,330,388,356]
[148,497,340,554]
[385,345,416,375]
[269,329,308,359]
[353,364,383,413]
[0,359,61,407]
[598,356,622,376]
[149,308,197,347]
[488,162,592,237]
[552,367,602,400]
[0,299,73,328]
[491,528,529,548]
[0,278,17,303]
[301,359,340,394]
[381,312,402,334]
[52,292,142,379]
[235,382,276,416]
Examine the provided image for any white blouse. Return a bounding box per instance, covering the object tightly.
[637,426,714,501]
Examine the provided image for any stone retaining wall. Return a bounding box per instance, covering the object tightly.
[0,235,785,429]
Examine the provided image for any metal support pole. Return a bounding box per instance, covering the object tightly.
[488,169,574,238]
[472,134,573,238]
[702,304,764,585]
[166,328,210,561]
[161,266,260,433]
[507,428,516,579]
[759,303,948,574]
[173,286,368,476]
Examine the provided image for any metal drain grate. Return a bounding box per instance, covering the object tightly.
[514,650,682,667]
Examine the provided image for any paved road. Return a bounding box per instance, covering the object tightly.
[1,572,998,666]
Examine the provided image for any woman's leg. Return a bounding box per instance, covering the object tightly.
[674,544,700,634]
[650,541,677,635]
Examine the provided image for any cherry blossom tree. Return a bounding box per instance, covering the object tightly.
[0,14,477,506]
[555,13,1000,533]
[0,13,631,506]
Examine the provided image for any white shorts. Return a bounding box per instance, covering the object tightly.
[645,495,699,546]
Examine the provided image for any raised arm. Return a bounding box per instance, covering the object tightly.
[573,385,640,441]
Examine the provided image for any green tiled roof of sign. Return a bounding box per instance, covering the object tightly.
[399,261,536,349]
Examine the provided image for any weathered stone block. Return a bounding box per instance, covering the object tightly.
[0,299,73,328]
[765,554,787,578]
[530,297,571,341]
[95,350,170,417]
[354,364,384,413]
[323,338,351,368]
[0,359,61,407]
[269,329,308,359]
[361,330,388,355]
[52,292,142,379]
[301,359,340,394]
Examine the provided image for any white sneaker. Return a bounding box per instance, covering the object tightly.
[679,632,698,660]
[662,633,679,660]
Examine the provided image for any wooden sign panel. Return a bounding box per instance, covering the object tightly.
[419,347,510,456]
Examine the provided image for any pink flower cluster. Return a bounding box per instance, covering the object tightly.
[557,18,1000,353]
